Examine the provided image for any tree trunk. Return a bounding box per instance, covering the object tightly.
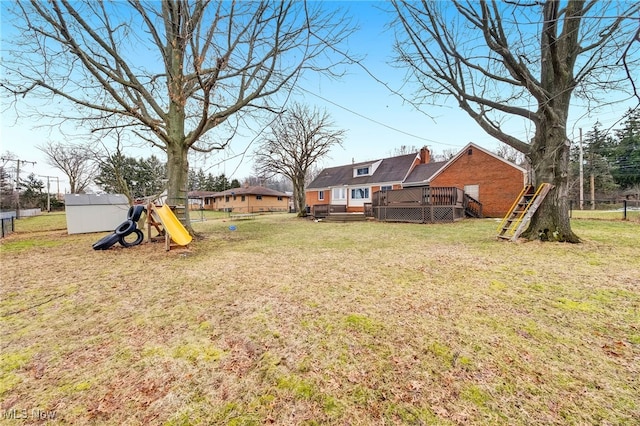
[522,123,580,243]
[292,177,307,217]
[166,141,192,232]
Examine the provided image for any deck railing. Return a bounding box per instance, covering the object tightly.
[312,204,347,218]
[312,187,480,223]
[372,186,480,223]
[372,187,464,207]
[463,194,483,218]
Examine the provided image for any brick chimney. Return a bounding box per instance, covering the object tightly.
[419,146,431,164]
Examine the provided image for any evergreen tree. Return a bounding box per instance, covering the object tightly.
[610,109,640,189]
[95,154,167,201]
[0,166,16,210]
[134,155,166,198]
[583,123,617,198]
[19,173,46,209]
[204,173,216,191]
[213,174,232,192]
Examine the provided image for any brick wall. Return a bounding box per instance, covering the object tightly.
[305,189,330,207]
[206,195,290,213]
[430,147,525,217]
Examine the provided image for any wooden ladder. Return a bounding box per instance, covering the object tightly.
[497,183,554,241]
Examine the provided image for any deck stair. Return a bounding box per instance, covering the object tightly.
[497,183,554,241]
[323,212,367,222]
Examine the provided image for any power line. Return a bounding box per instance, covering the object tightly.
[297,87,462,148]
[1,157,37,217]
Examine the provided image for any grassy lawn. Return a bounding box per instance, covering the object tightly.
[1,212,638,425]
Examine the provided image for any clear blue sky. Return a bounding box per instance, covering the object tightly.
[1,1,635,192]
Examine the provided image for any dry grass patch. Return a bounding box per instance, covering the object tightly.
[1,213,638,424]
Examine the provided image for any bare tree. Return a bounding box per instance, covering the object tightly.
[38,142,95,194]
[1,1,353,230]
[432,148,458,162]
[254,103,345,216]
[495,144,526,167]
[391,144,419,156]
[391,0,640,242]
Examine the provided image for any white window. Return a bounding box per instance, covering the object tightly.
[351,187,369,199]
[332,187,346,200]
[380,185,393,191]
[464,185,479,200]
[318,190,324,201]
[356,167,369,176]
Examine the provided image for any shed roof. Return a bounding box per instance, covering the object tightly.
[64,193,128,206]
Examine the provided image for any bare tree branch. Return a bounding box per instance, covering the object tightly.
[253,103,345,216]
[390,0,639,242]
[2,0,354,229]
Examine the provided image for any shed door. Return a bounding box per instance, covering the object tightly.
[464,184,479,200]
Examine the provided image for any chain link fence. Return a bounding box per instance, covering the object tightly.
[570,199,640,221]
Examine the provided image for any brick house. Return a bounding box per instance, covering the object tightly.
[306,143,527,218]
[189,186,290,213]
[305,152,419,213]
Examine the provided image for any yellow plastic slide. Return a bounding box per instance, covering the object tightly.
[154,204,192,246]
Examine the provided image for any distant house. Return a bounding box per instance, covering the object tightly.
[305,143,527,218]
[188,186,290,213]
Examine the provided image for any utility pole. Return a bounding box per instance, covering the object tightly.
[590,172,596,210]
[39,175,59,212]
[1,157,37,218]
[579,128,584,210]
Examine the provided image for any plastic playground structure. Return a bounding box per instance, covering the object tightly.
[93,202,192,251]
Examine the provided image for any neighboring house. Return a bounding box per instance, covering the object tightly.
[188,186,290,213]
[306,143,527,218]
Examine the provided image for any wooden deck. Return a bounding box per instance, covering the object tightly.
[311,187,482,224]
[372,187,479,224]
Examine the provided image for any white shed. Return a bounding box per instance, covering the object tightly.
[64,194,129,234]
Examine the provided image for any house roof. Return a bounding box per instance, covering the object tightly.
[307,142,527,191]
[403,161,447,186]
[188,190,217,198]
[404,143,526,187]
[188,186,290,198]
[307,153,418,189]
[427,142,527,182]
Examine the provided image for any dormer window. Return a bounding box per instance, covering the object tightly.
[356,167,369,176]
[352,159,381,178]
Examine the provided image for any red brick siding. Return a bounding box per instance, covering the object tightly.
[430,148,525,217]
[305,190,330,207]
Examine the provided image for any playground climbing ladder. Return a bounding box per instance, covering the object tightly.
[497,183,554,241]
